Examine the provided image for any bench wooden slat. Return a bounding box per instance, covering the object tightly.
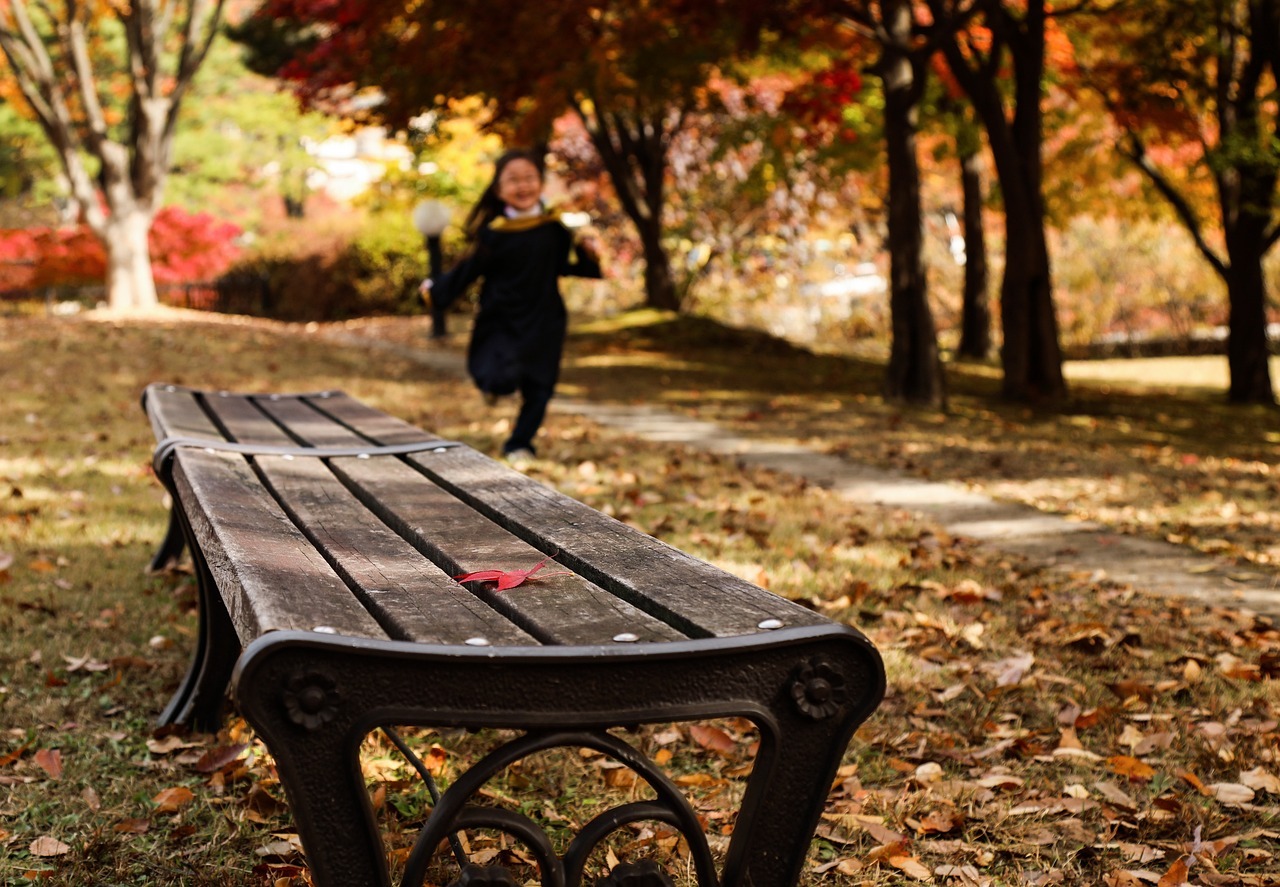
[253,398,688,645]
[145,386,224,442]
[309,393,828,638]
[306,392,436,446]
[410,448,830,638]
[192,395,543,646]
[329,456,688,645]
[265,394,437,447]
[172,448,389,642]
[198,392,299,446]
[254,455,538,646]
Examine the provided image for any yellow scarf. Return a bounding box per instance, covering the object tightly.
[488,207,563,233]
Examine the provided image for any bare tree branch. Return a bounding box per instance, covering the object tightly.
[1121,130,1228,279]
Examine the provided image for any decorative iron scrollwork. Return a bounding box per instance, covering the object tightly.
[789,657,847,720]
[283,671,339,730]
[398,730,721,887]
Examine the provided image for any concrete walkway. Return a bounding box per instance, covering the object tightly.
[330,331,1280,619]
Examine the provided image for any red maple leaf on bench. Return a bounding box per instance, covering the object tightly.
[455,555,573,591]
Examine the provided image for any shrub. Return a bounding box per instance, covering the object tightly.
[229,207,434,321]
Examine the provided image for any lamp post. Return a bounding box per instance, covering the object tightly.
[412,199,453,339]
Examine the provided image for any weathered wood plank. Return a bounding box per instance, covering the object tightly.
[262,396,433,448]
[144,384,225,443]
[328,455,686,644]
[404,447,829,638]
[171,448,387,642]
[256,398,686,644]
[197,395,537,645]
[255,455,537,646]
[313,392,825,637]
[305,392,439,446]
[201,392,297,446]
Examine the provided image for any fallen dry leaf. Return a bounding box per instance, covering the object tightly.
[915,808,963,835]
[984,652,1034,687]
[152,785,196,813]
[1239,767,1280,794]
[0,739,30,768]
[889,852,934,881]
[194,743,248,773]
[1208,783,1255,804]
[113,818,150,835]
[689,724,737,755]
[33,748,62,780]
[1156,855,1189,887]
[147,735,201,755]
[1107,755,1156,782]
[62,654,109,673]
[1093,781,1139,811]
[29,836,70,857]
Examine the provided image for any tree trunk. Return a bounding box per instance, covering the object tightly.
[103,207,159,310]
[1214,9,1278,407]
[579,104,681,311]
[1222,201,1277,404]
[880,0,945,407]
[956,147,991,360]
[1224,256,1274,404]
[936,0,1065,401]
[638,218,680,311]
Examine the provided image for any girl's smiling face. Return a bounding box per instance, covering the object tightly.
[496,158,543,213]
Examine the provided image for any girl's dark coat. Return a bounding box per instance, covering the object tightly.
[433,219,602,395]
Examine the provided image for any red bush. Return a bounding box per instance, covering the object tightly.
[0,206,241,290]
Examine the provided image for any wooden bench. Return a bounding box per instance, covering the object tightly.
[141,383,885,887]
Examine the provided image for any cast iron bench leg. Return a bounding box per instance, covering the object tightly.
[235,633,879,887]
[147,506,187,573]
[157,514,239,731]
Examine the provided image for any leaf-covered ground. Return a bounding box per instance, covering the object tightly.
[0,309,1277,886]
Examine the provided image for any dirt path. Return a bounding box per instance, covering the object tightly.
[326,328,1280,619]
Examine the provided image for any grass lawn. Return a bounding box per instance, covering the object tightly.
[1063,355,1280,397]
[1,309,1277,886]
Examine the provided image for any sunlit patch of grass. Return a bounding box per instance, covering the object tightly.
[1063,354,1280,395]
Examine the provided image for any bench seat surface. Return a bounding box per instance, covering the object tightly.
[146,385,832,651]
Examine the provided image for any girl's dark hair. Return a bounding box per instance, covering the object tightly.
[463,149,545,241]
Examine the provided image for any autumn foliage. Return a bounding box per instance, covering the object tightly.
[0,207,241,291]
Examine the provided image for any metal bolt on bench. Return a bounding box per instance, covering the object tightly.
[141,383,885,887]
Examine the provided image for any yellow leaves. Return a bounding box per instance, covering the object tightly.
[1106,755,1156,783]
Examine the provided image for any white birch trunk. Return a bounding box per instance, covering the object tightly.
[103,207,159,310]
